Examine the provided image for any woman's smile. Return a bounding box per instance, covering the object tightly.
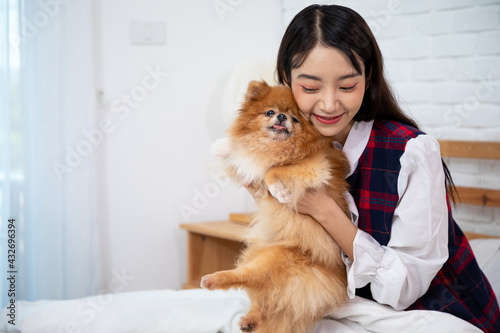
[313,113,344,125]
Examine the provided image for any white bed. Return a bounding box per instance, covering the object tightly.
[1,237,499,333]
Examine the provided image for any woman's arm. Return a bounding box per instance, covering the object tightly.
[296,184,357,261]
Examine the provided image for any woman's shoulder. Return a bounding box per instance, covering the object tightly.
[369,119,442,157]
[372,119,425,140]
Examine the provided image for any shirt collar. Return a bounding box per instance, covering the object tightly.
[332,120,374,177]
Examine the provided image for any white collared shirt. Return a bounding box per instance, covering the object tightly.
[338,120,449,310]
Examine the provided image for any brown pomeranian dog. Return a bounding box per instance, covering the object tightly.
[201,80,350,332]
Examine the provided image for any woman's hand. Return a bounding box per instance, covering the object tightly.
[297,184,357,260]
[296,184,340,225]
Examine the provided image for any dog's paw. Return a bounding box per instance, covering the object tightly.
[239,316,257,332]
[201,271,239,290]
[200,274,216,290]
[211,138,231,158]
[268,181,292,203]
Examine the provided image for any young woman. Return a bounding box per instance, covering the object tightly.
[251,4,499,332]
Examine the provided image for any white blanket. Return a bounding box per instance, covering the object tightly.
[0,288,481,333]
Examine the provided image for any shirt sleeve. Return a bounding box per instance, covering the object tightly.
[342,134,450,310]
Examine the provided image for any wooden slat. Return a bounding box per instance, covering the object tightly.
[438,140,500,159]
[464,231,500,240]
[456,186,500,207]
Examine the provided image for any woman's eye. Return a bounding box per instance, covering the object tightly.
[292,116,299,123]
[340,84,357,91]
[266,110,275,117]
[301,85,317,93]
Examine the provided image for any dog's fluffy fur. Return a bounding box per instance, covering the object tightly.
[202,81,350,332]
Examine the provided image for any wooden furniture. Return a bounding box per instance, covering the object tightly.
[438,140,500,208]
[179,220,248,289]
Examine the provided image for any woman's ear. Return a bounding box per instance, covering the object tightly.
[365,66,372,91]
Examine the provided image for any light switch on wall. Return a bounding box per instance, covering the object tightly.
[130,21,166,45]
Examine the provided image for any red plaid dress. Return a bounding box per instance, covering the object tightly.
[347,120,499,332]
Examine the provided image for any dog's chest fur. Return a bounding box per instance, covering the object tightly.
[211,137,269,184]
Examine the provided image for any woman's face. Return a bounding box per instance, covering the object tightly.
[290,45,367,144]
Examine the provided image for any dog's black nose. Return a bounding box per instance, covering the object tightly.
[277,113,287,122]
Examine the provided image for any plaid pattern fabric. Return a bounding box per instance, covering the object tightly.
[347,120,499,332]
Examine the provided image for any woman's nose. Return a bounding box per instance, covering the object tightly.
[320,90,339,113]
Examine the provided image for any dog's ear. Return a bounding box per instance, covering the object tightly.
[246,80,270,101]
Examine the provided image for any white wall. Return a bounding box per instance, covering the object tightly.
[95,0,283,292]
[284,0,500,235]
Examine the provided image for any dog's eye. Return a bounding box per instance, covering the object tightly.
[266,110,275,117]
[292,116,300,123]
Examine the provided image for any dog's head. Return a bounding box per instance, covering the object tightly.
[230,80,315,141]
[228,81,327,163]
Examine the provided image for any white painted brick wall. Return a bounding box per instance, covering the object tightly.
[283,0,500,235]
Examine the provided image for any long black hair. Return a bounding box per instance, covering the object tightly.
[276,4,457,202]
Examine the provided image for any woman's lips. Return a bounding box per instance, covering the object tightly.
[313,113,343,125]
